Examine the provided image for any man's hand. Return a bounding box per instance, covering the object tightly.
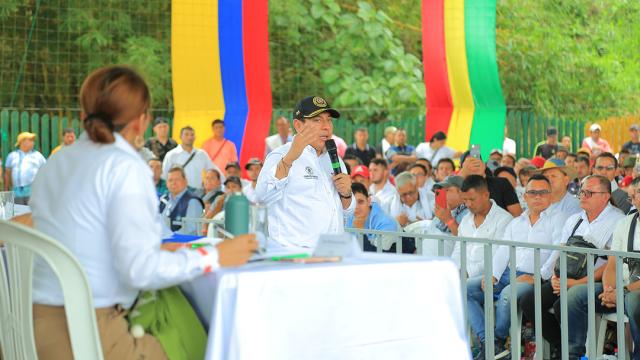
[286,126,323,163]
[216,234,258,267]
[598,286,618,308]
[460,157,484,178]
[481,276,498,291]
[517,274,534,285]
[551,275,578,295]
[333,173,352,197]
[396,213,409,227]
[434,204,451,223]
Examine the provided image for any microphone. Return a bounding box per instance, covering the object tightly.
[325,139,342,175]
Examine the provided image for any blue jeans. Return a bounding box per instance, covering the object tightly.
[567,283,640,358]
[558,283,640,359]
[467,268,531,342]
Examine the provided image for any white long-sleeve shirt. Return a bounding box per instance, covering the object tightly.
[547,191,581,217]
[492,208,569,280]
[451,200,513,277]
[162,145,223,190]
[255,142,355,249]
[369,180,397,215]
[30,133,219,308]
[545,204,625,272]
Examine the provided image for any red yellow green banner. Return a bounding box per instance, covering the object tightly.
[422,0,506,158]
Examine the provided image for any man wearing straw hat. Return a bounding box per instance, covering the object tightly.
[4,132,46,205]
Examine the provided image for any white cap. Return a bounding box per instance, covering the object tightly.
[589,123,601,132]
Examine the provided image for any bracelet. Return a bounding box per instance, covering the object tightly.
[446,218,456,227]
[280,157,292,168]
[339,192,353,199]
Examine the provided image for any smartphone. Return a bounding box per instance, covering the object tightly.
[435,188,447,209]
[470,144,481,159]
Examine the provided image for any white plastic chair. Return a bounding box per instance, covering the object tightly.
[0,220,103,360]
[596,312,631,360]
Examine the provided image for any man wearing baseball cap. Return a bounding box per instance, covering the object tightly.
[144,117,177,161]
[242,158,262,203]
[535,127,560,159]
[622,124,640,155]
[255,96,354,249]
[581,123,612,156]
[351,164,370,188]
[4,132,46,204]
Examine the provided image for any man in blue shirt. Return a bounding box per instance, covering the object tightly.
[4,132,46,204]
[385,128,416,175]
[346,182,398,252]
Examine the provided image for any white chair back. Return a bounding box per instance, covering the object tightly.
[0,220,103,360]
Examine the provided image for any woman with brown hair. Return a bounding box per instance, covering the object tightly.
[28,66,257,359]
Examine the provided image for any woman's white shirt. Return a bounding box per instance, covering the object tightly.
[30,133,218,308]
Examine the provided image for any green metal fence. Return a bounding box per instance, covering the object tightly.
[0,107,589,165]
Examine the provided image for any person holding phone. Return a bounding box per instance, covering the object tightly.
[432,176,467,237]
[459,148,523,217]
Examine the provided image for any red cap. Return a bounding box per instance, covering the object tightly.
[620,175,634,188]
[351,165,370,179]
[530,156,546,169]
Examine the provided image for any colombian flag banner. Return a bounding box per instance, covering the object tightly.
[422,0,506,158]
[171,0,272,164]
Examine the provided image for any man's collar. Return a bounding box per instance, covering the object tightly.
[170,188,188,200]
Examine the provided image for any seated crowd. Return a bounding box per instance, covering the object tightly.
[148,118,640,359]
[13,77,640,359]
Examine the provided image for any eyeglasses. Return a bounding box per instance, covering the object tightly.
[525,189,551,197]
[399,190,417,198]
[578,189,609,198]
[594,165,616,171]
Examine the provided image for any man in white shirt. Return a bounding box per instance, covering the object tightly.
[368,158,397,215]
[567,176,640,358]
[451,175,513,278]
[389,172,434,227]
[536,158,582,216]
[255,96,354,249]
[519,175,625,355]
[4,132,46,204]
[593,152,632,214]
[265,116,292,155]
[242,157,262,203]
[466,174,568,358]
[415,131,460,165]
[408,163,435,193]
[162,126,222,191]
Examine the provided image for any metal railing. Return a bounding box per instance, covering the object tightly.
[345,228,639,360]
[173,216,637,359]
[174,217,224,237]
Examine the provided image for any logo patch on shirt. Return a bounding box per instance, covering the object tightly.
[304,166,318,179]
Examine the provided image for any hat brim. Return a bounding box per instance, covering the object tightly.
[305,108,340,119]
[537,165,578,180]
[15,134,36,147]
[244,162,262,170]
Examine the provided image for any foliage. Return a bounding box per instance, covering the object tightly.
[269,0,425,123]
[0,0,171,115]
[1,0,640,124]
[496,0,640,120]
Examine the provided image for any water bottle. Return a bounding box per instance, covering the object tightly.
[225,192,249,236]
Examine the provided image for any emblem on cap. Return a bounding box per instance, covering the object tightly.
[312,96,327,107]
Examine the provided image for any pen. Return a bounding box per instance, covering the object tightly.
[216,226,262,255]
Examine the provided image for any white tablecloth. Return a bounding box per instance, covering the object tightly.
[181,253,470,360]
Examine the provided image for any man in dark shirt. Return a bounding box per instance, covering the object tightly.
[534,127,559,159]
[621,124,640,155]
[459,150,522,217]
[144,117,178,161]
[345,128,377,168]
